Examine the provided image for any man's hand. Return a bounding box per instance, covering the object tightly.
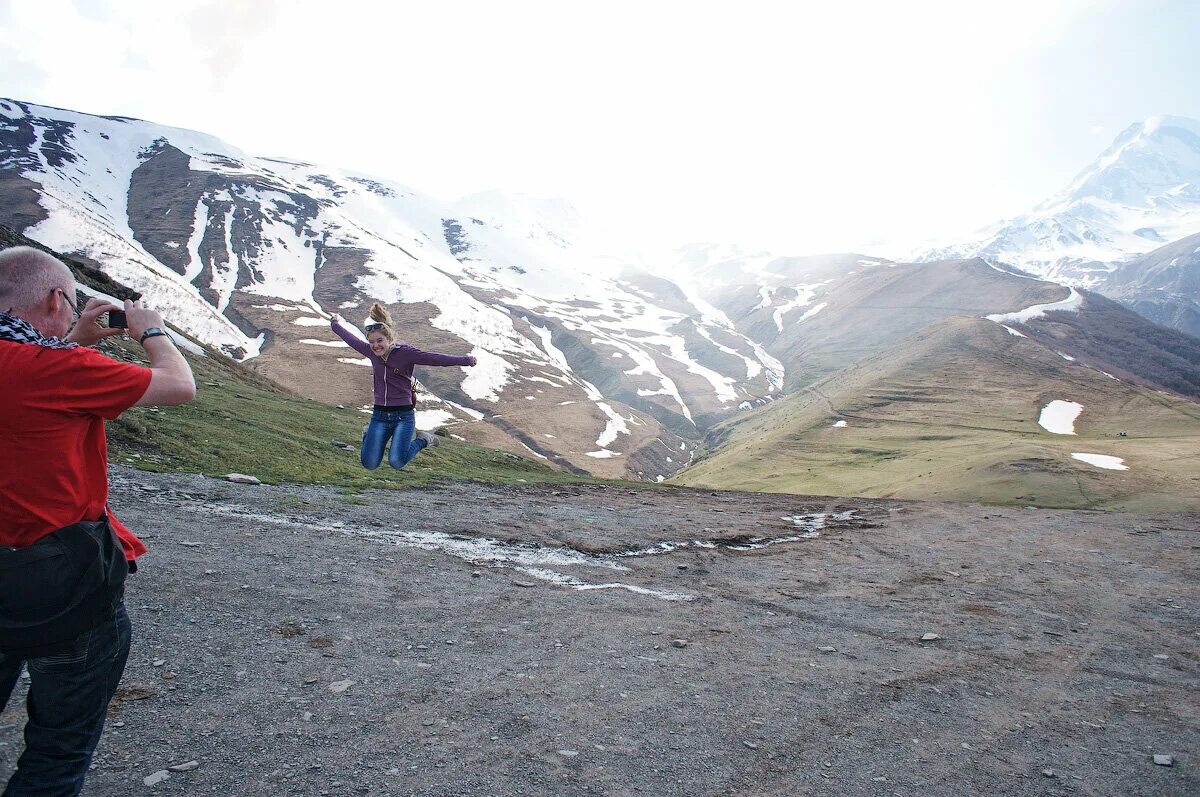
[123,299,166,344]
[467,355,478,367]
[64,297,126,346]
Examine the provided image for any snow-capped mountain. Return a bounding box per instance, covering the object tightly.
[0,98,785,480]
[1103,231,1200,338]
[916,116,1200,288]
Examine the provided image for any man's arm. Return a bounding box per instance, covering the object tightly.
[124,299,197,407]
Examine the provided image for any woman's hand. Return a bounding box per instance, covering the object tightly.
[65,297,127,346]
[467,355,478,367]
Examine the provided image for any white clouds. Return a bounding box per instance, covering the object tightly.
[1,0,1170,256]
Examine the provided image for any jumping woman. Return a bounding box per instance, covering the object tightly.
[331,304,477,470]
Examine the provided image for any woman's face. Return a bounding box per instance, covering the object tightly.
[367,330,393,356]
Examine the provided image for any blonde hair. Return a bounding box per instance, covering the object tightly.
[366,302,395,340]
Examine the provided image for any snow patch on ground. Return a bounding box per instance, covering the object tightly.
[299,339,350,348]
[986,287,1083,324]
[1038,401,1083,435]
[1071,453,1128,471]
[415,409,455,430]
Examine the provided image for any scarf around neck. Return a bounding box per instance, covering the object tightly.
[0,310,78,350]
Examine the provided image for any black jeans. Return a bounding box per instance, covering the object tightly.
[0,603,131,796]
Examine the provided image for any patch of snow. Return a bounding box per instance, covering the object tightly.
[166,330,206,356]
[1056,351,1076,361]
[985,287,1084,324]
[519,442,548,459]
[292,316,328,326]
[585,450,620,458]
[416,409,455,430]
[1038,400,1083,435]
[337,357,371,367]
[299,338,350,348]
[1001,325,1027,337]
[833,420,847,428]
[1071,453,1128,470]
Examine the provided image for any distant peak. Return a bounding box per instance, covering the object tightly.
[1141,114,1200,137]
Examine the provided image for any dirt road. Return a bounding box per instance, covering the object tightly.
[2,468,1196,796]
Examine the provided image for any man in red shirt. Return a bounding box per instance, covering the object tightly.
[0,245,196,796]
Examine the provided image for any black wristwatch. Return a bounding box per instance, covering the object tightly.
[139,327,170,346]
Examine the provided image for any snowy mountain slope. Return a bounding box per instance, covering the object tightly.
[0,98,782,480]
[915,116,1200,289]
[1102,231,1200,339]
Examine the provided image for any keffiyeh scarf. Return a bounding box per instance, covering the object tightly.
[0,310,77,349]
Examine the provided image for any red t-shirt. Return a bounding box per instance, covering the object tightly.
[0,340,152,560]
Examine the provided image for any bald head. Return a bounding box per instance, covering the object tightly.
[0,246,77,336]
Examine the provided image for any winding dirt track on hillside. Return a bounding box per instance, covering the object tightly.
[1,469,1195,797]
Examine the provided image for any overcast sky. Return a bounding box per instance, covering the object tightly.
[2,0,1197,255]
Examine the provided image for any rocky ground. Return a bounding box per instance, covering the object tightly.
[1,467,1196,796]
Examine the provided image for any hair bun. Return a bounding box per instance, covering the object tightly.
[367,302,393,326]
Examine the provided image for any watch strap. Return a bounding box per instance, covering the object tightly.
[139,327,170,345]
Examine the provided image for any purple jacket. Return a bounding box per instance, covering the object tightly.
[331,319,473,407]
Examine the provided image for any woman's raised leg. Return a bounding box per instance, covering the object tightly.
[360,415,395,470]
[387,409,426,469]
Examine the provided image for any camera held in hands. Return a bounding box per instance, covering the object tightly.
[107,310,127,328]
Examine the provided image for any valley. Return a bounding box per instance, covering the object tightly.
[1,98,1197,508]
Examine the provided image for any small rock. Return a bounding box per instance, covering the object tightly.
[1153,654,1169,660]
[672,639,689,648]
[512,580,536,588]
[329,679,356,693]
[472,571,482,578]
[1153,755,1174,767]
[676,564,688,571]
[920,633,941,642]
[167,761,200,773]
[179,541,202,547]
[144,770,170,786]
[817,646,837,653]
[743,741,759,750]
[1042,769,1056,778]
[557,749,578,757]
[222,473,261,485]
[152,659,165,667]
[302,712,314,722]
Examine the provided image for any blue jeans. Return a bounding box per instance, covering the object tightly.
[0,603,131,797]
[361,407,427,470]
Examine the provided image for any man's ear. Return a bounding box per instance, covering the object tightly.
[39,287,62,317]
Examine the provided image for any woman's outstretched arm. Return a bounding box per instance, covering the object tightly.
[389,344,476,368]
[330,315,374,358]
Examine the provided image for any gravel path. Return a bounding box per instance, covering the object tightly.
[1,468,1196,796]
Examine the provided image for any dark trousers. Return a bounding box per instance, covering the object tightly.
[0,603,131,796]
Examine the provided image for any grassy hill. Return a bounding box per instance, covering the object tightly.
[675,317,1200,511]
[2,225,588,490]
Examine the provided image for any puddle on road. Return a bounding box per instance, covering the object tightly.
[157,498,855,602]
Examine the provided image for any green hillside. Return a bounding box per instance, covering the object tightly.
[676,317,1200,511]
